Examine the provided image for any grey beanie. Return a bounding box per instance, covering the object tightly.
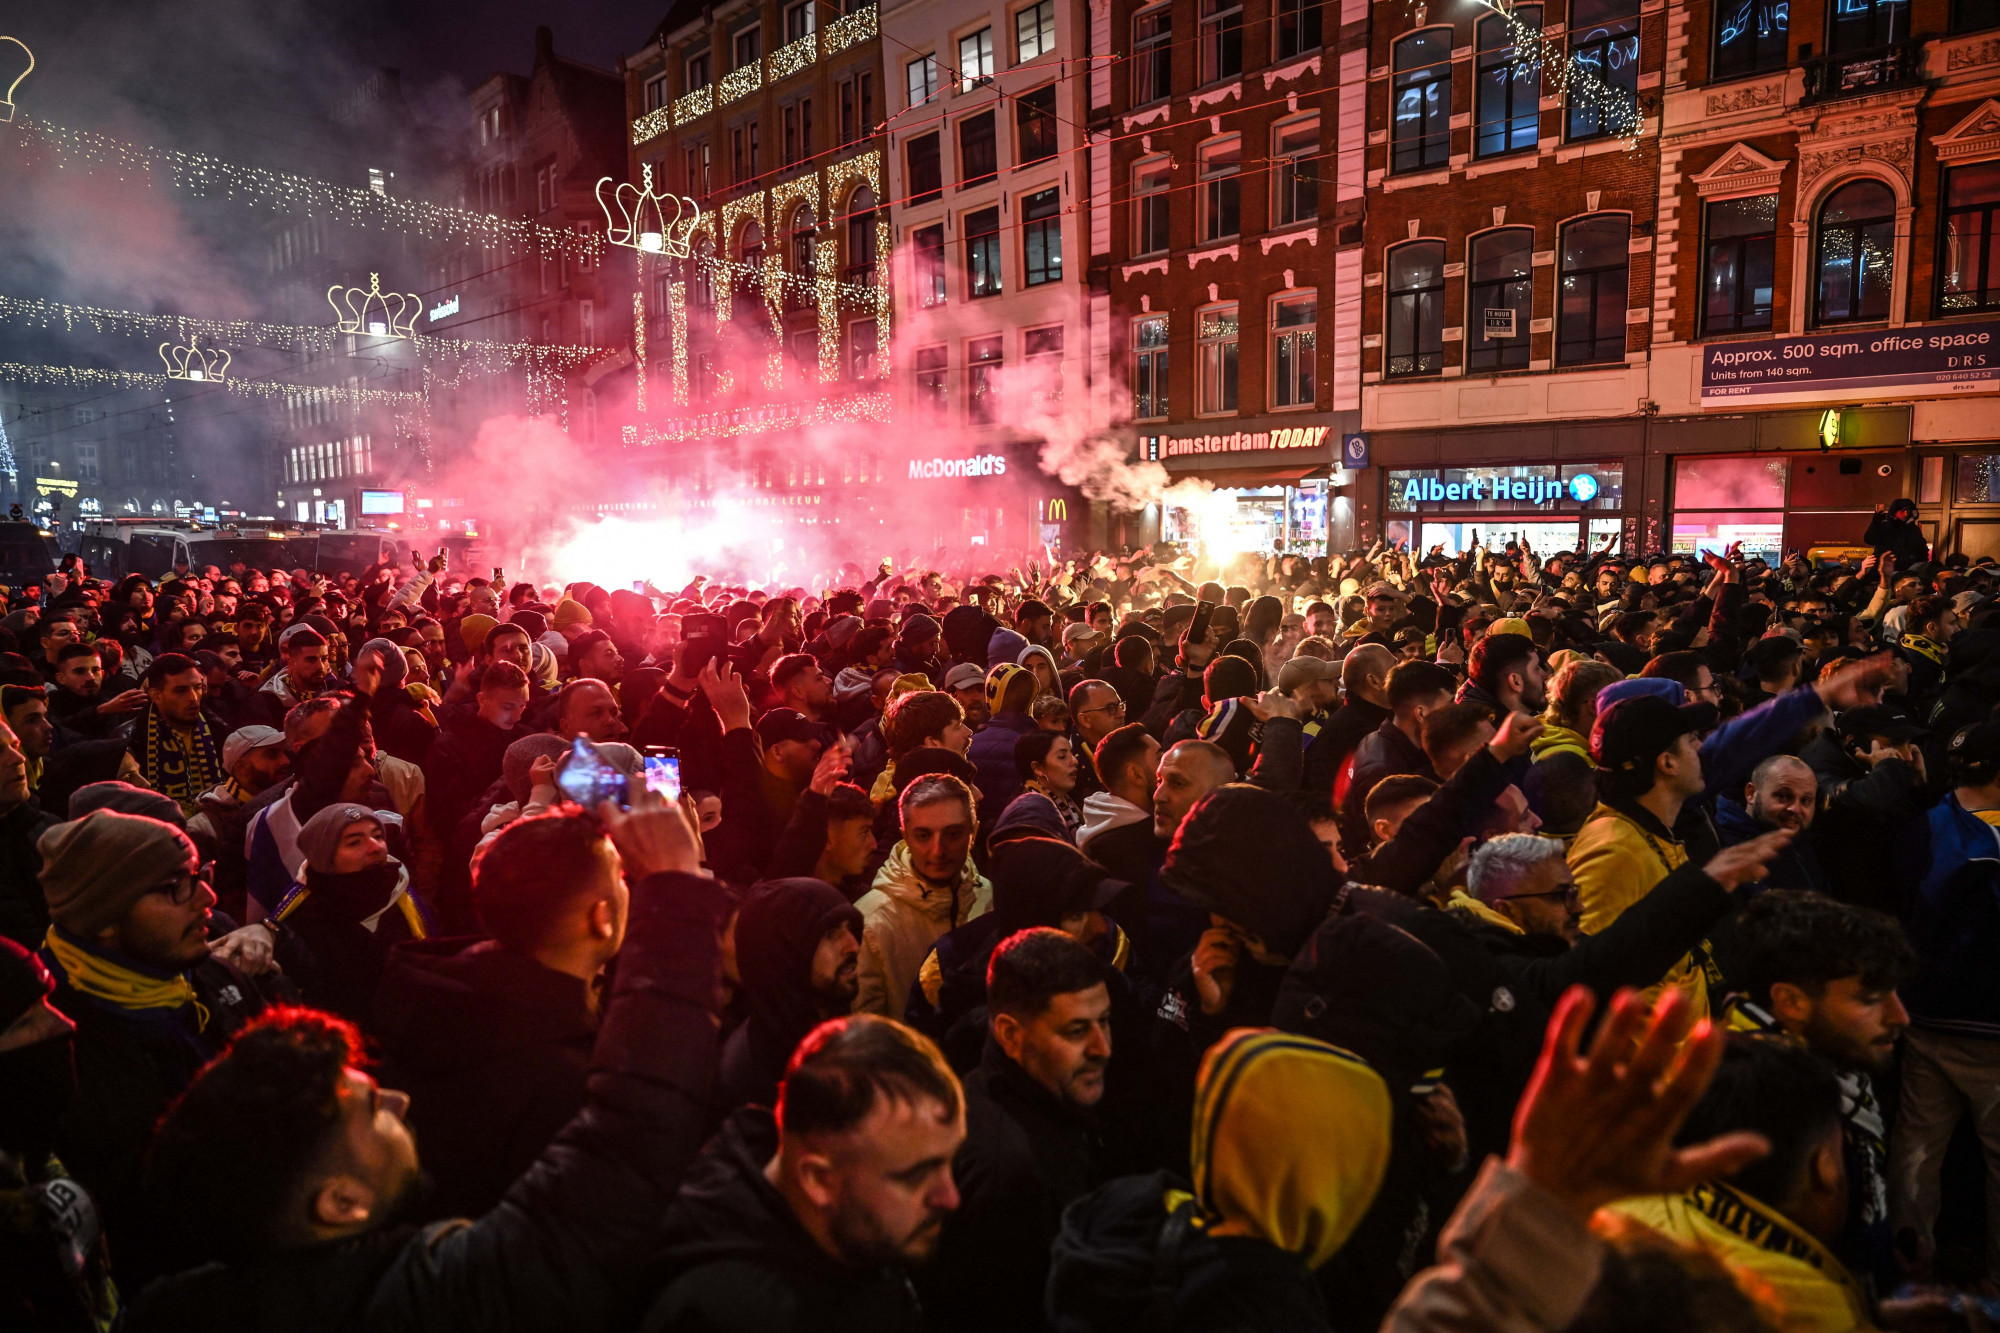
[357,637,407,694]
[69,780,188,828]
[504,733,572,803]
[39,810,198,936]
[295,802,384,874]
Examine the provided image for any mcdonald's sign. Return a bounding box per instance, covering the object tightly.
[1045,498,1068,521]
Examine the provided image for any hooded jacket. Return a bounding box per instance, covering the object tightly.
[967,710,1038,819]
[852,842,992,1017]
[1077,792,1148,851]
[941,605,1002,666]
[986,627,1029,670]
[370,938,597,1219]
[272,858,426,1024]
[715,879,863,1117]
[640,1105,925,1333]
[1567,798,1710,1018]
[1607,1182,1871,1333]
[1044,1030,1391,1333]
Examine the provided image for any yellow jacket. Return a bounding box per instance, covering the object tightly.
[1529,723,1591,765]
[1608,1183,1877,1333]
[1567,801,1711,1019]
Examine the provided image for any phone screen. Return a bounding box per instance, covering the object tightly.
[644,750,682,803]
[556,737,627,809]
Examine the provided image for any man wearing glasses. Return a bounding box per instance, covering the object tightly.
[1066,680,1126,800]
[35,808,275,1286]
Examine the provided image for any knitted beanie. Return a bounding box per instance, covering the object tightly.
[39,810,198,936]
[459,613,498,656]
[553,598,593,630]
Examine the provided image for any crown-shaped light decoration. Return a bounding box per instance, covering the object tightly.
[0,37,33,125]
[597,164,701,258]
[157,334,232,383]
[327,272,422,339]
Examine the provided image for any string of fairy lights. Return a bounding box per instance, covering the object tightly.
[0,359,425,407]
[1473,0,1645,142]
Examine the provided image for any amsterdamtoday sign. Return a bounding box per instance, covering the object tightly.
[1700,318,2000,406]
[1160,424,1331,459]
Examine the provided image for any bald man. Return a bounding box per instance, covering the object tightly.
[1716,753,1823,894]
[1306,644,1396,794]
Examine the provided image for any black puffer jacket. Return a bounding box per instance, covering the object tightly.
[640,1106,925,1333]
[129,870,730,1333]
[371,937,597,1219]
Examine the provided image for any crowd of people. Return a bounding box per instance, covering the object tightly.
[1,494,1996,1331]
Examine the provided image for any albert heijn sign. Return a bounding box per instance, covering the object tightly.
[1152,424,1331,460]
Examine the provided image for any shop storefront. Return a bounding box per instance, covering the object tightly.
[1664,451,1906,564]
[1142,418,1351,556]
[1380,461,1626,557]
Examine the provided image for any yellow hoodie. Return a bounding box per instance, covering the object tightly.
[1567,801,1710,1019]
[1191,1029,1393,1270]
[1530,722,1591,765]
[1607,1183,1877,1333]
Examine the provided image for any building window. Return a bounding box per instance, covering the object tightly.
[580,300,595,345]
[1200,0,1244,83]
[1557,213,1630,363]
[732,127,746,181]
[1133,6,1172,103]
[1387,241,1446,377]
[1712,0,1788,80]
[1017,0,1057,61]
[685,141,712,199]
[534,157,559,212]
[1467,227,1535,370]
[790,206,817,277]
[960,28,996,89]
[960,110,998,184]
[1814,179,1896,325]
[1272,117,1319,227]
[1271,292,1316,408]
[914,223,947,305]
[785,0,817,42]
[1023,188,1063,285]
[1197,306,1239,413]
[908,54,939,106]
[1199,138,1241,241]
[1702,193,1777,333]
[644,75,671,111]
[844,187,877,283]
[848,319,880,379]
[1134,158,1172,254]
[1829,0,1906,52]
[1939,161,2000,315]
[783,102,805,165]
[1567,0,1639,140]
[967,206,1003,296]
[1017,84,1058,163]
[734,25,761,68]
[916,345,949,418]
[968,335,1004,421]
[1132,316,1169,419]
[687,51,712,89]
[1392,30,1453,174]
[908,132,943,202]
[736,221,766,320]
[838,72,875,145]
[1954,0,2000,32]
[1275,0,1323,59]
[1475,8,1541,158]
[1026,325,1064,399]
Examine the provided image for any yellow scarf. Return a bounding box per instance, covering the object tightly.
[43,928,209,1031]
[1444,887,1525,934]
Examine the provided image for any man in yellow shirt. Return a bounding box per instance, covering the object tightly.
[1568,692,1719,1017]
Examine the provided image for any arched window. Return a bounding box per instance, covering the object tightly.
[1814,179,1895,325]
[1386,240,1446,377]
[738,220,764,266]
[845,186,877,283]
[1475,8,1541,159]
[1467,228,1534,371]
[1557,213,1629,365]
[790,206,816,278]
[1391,31,1452,175]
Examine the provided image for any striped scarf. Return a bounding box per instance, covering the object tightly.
[139,706,222,817]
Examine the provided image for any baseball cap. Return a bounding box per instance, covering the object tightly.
[1062,622,1104,648]
[1946,720,2000,784]
[1276,654,1338,694]
[989,835,1128,931]
[754,708,831,749]
[943,662,986,692]
[1485,617,1533,640]
[1839,704,1923,746]
[222,725,286,771]
[278,621,325,648]
[1590,695,1719,773]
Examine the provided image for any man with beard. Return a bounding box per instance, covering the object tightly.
[919,928,1113,1333]
[1724,890,1913,1295]
[1457,629,1548,722]
[713,878,863,1118]
[1715,754,1825,893]
[45,642,148,741]
[131,654,230,818]
[643,1015,964,1333]
[257,623,334,722]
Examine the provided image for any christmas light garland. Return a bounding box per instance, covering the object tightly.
[1472,0,1645,141]
[0,359,424,407]
[621,387,891,445]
